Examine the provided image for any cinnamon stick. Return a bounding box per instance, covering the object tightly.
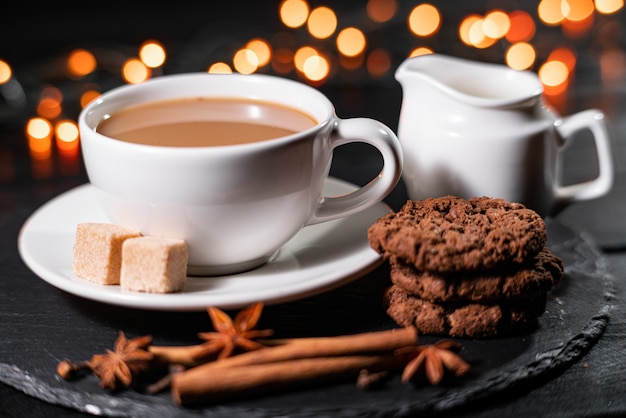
[170,327,417,405]
[198,327,417,370]
[148,344,210,367]
[172,354,403,405]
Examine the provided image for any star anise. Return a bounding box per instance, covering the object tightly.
[397,339,471,385]
[195,302,274,360]
[88,331,154,391]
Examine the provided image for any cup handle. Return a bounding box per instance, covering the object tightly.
[553,109,614,210]
[305,118,403,226]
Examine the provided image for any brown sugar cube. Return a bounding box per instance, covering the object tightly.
[72,223,142,285]
[120,236,188,293]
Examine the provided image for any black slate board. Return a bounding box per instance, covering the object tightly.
[0,217,615,417]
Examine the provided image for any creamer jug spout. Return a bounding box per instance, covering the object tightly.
[395,53,543,109]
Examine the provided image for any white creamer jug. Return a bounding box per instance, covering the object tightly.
[395,54,614,217]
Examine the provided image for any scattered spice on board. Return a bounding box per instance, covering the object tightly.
[396,340,471,385]
[56,302,471,405]
[57,332,153,391]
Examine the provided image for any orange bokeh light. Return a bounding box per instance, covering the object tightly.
[246,39,272,67]
[562,12,594,39]
[302,54,330,82]
[37,97,62,120]
[537,61,569,87]
[459,14,482,46]
[595,0,624,14]
[67,49,96,78]
[366,48,391,77]
[272,47,294,74]
[562,0,595,21]
[409,47,433,57]
[506,42,536,70]
[55,119,80,153]
[307,6,337,39]
[538,0,565,26]
[366,0,398,23]
[233,49,259,74]
[26,117,53,158]
[0,60,12,84]
[139,40,166,68]
[208,62,233,74]
[37,86,63,120]
[408,4,441,37]
[294,46,318,72]
[506,11,536,43]
[365,0,398,23]
[548,47,577,72]
[337,27,367,57]
[280,0,309,28]
[469,17,497,49]
[122,59,151,84]
[80,89,100,108]
[483,10,510,39]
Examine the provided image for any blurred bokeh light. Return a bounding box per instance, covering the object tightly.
[0,60,11,84]
[408,4,441,37]
[307,6,337,39]
[366,0,398,23]
[122,59,151,84]
[67,49,96,78]
[337,27,367,57]
[280,0,309,28]
[139,41,166,68]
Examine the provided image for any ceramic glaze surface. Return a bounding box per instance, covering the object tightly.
[79,73,402,275]
[396,54,614,216]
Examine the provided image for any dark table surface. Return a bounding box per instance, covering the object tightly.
[2,2,626,417]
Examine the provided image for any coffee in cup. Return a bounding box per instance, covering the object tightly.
[96,98,317,147]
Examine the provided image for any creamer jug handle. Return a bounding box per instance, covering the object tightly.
[553,109,614,211]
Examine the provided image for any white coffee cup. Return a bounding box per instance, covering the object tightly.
[395,54,614,217]
[79,73,402,275]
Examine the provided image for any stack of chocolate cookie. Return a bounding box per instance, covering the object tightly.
[368,196,563,338]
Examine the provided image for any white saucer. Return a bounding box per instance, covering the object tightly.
[18,178,390,311]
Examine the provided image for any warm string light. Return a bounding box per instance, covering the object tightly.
[18,48,96,179]
[208,62,233,74]
[25,117,54,179]
[308,6,337,39]
[366,0,398,23]
[408,4,441,37]
[139,40,166,68]
[123,58,151,84]
[279,0,309,28]
[596,0,625,14]
[67,49,96,78]
[0,60,12,84]
[506,42,536,70]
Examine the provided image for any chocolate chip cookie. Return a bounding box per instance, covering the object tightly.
[384,285,547,338]
[390,247,563,303]
[368,196,547,273]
